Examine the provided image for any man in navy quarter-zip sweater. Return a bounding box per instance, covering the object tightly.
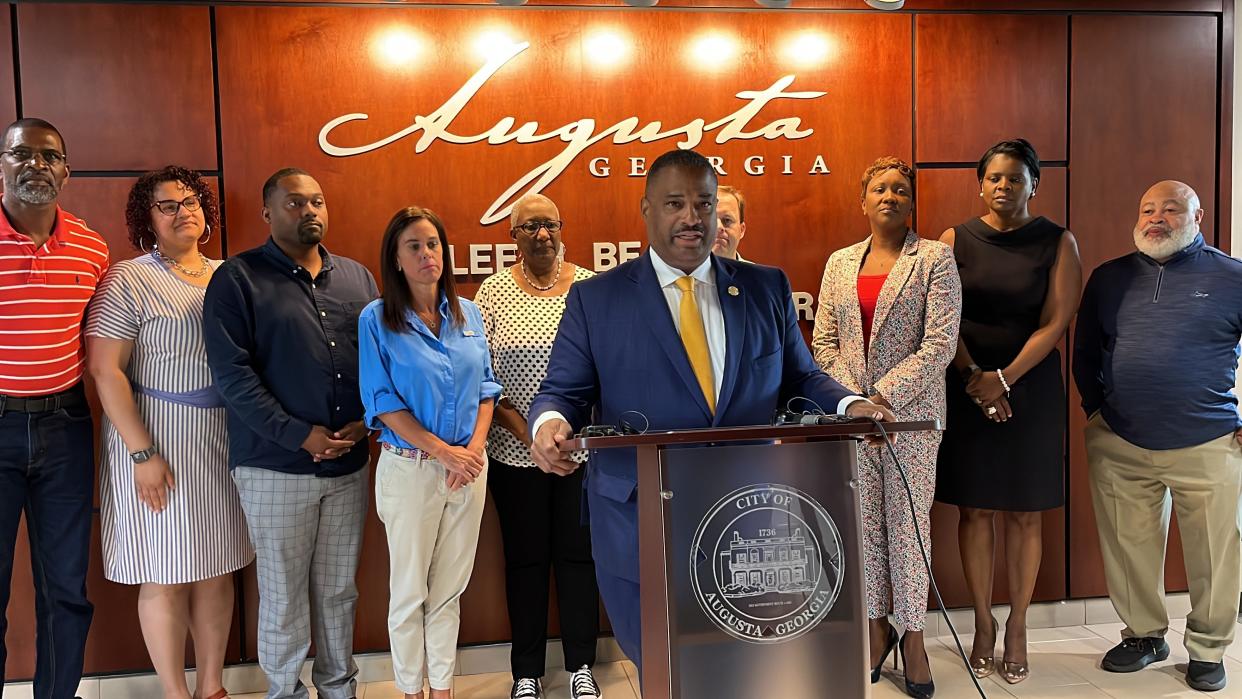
[1074,180,1242,694]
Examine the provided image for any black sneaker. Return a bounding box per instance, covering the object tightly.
[1187,660,1227,692]
[1101,637,1170,672]
[511,677,544,699]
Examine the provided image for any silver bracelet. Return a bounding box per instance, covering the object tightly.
[996,369,1011,395]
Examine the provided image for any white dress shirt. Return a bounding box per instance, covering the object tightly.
[531,251,864,436]
[649,249,727,398]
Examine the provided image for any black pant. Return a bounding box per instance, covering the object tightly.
[489,458,599,679]
[0,392,95,699]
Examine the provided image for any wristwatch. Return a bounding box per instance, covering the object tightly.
[130,445,159,464]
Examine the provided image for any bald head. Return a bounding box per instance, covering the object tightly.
[1143,180,1201,213]
[1134,180,1204,261]
[510,193,559,228]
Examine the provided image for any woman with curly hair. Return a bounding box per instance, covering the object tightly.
[86,166,252,699]
[813,156,961,698]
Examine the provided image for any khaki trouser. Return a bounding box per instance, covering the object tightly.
[1086,412,1242,662]
[376,449,488,692]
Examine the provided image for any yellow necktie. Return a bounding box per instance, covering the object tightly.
[674,276,715,413]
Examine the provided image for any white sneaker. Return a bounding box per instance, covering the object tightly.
[511,677,543,699]
[570,665,602,699]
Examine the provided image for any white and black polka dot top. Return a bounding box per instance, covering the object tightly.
[475,264,594,467]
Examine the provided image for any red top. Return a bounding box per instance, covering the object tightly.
[0,206,109,396]
[857,274,888,354]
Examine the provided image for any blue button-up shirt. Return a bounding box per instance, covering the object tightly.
[204,237,378,476]
[359,294,502,449]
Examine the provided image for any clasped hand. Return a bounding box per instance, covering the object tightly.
[966,370,1013,423]
[302,421,370,462]
[436,444,486,491]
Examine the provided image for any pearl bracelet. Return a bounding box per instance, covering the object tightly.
[997,369,1011,395]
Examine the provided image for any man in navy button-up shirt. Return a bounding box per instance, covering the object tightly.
[204,168,377,699]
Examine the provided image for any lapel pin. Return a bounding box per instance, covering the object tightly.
[728,286,740,296]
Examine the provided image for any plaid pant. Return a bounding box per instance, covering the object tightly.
[233,465,368,699]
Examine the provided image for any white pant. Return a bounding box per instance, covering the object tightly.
[375,449,488,691]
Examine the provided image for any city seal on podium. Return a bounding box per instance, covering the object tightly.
[689,483,844,644]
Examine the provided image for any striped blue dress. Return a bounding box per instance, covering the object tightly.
[86,254,253,584]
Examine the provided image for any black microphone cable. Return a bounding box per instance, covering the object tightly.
[860,415,989,698]
[593,401,988,694]
[776,397,987,695]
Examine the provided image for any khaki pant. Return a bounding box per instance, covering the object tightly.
[1087,413,1242,662]
[376,449,488,692]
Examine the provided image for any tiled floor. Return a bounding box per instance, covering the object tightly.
[230,659,641,699]
[13,617,1242,698]
[228,621,1242,699]
[868,620,1242,699]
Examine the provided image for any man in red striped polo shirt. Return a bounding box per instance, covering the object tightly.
[0,117,107,699]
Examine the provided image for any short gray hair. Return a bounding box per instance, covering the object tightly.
[509,193,558,228]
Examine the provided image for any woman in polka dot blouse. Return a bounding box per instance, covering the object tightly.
[474,193,603,699]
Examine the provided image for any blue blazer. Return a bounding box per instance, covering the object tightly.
[530,252,854,583]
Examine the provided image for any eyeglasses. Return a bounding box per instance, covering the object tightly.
[513,219,563,236]
[1,148,66,166]
[150,195,202,217]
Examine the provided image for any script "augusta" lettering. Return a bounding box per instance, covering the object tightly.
[318,41,827,225]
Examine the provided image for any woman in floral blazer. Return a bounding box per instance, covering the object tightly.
[812,156,962,698]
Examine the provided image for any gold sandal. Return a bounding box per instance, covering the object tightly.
[1001,660,1029,684]
[971,655,997,679]
[969,618,999,679]
[1002,624,1030,685]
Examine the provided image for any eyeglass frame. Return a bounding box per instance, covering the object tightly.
[511,219,564,237]
[0,148,67,167]
[150,195,203,217]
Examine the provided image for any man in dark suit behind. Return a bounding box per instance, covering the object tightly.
[529,149,894,675]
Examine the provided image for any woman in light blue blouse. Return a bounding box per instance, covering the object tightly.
[358,206,501,699]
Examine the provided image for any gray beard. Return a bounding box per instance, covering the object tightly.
[11,181,57,205]
[1133,223,1198,260]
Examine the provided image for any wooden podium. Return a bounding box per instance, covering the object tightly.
[564,420,940,699]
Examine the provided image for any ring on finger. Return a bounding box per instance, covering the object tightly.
[987,406,998,415]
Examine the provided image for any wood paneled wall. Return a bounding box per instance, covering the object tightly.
[1,0,1230,679]
[1066,13,1221,598]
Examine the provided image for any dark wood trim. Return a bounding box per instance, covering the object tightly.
[637,445,671,699]
[209,4,230,260]
[1219,0,1234,252]
[1063,12,1075,598]
[8,3,18,119]
[910,12,918,233]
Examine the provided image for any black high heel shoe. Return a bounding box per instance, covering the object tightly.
[870,623,900,684]
[899,632,936,698]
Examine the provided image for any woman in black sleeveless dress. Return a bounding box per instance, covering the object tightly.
[935,139,1082,686]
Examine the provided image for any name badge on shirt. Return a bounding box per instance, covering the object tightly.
[463,330,478,337]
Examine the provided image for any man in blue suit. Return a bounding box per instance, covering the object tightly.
[528,149,894,675]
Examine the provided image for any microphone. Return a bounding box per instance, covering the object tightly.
[770,410,852,426]
[798,414,853,425]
